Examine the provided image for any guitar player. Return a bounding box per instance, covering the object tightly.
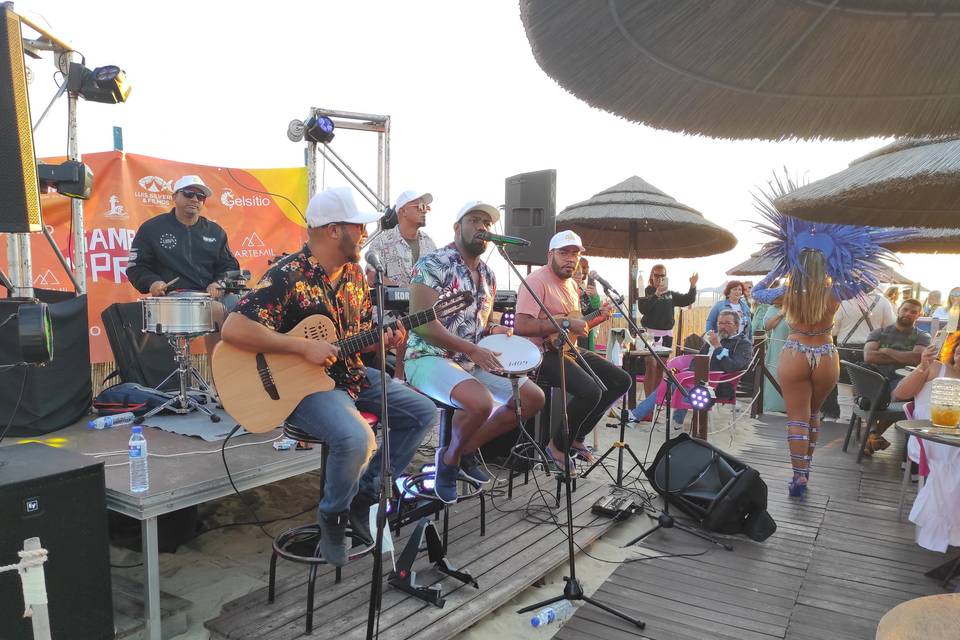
[220,187,437,568]
[513,231,631,471]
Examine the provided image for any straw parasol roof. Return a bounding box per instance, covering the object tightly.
[520,1,960,140]
[775,137,960,227]
[555,176,737,259]
[727,246,913,284]
[880,227,960,253]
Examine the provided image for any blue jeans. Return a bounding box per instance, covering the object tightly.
[631,393,686,424]
[287,368,437,515]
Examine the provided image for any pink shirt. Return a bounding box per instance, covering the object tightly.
[515,265,581,347]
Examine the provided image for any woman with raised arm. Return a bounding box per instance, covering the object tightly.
[752,187,900,498]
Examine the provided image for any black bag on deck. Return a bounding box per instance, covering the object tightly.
[100,301,178,390]
[93,382,172,416]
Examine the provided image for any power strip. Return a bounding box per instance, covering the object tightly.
[591,495,637,520]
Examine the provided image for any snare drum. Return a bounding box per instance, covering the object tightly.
[142,293,214,335]
[477,334,542,378]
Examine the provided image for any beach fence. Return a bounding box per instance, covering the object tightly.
[1,538,52,640]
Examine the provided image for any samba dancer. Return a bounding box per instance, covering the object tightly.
[405,201,545,503]
[751,190,900,498]
[513,231,629,470]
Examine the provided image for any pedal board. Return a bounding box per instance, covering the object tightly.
[591,494,637,520]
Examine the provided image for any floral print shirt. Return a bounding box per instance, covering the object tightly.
[365,226,437,286]
[406,243,496,364]
[235,244,372,398]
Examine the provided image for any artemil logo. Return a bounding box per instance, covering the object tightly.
[138,176,173,193]
[102,195,128,218]
[33,269,61,286]
[221,188,272,210]
[235,232,274,259]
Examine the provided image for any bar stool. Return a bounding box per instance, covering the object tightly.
[266,412,378,635]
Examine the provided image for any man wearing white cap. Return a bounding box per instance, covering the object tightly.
[514,231,629,471]
[406,201,545,503]
[221,187,437,567]
[127,175,240,353]
[365,190,437,286]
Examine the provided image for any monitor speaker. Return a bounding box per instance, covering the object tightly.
[646,433,776,542]
[503,169,556,265]
[0,6,42,233]
[0,443,114,639]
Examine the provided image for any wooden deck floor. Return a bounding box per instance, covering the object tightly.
[204,472,624,640]
[556,415,953,640]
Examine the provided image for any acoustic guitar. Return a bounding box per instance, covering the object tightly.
[545,308,605,351]
[212,290,473,432]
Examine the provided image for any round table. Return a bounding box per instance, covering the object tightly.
[895,419,960,447]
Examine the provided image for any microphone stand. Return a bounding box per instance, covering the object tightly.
[596,283,730,551]
[366,263,393,640]
[497,245,644,630]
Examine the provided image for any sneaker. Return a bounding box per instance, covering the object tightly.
[348,492,376,546]
[318,511,350,567]
[459,451,492,485]
[433,446,459,504]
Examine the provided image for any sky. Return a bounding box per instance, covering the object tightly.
[16,0,954,298]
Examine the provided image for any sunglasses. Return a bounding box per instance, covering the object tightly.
[179,190,207,202]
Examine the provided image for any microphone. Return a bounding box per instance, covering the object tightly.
[365,251,385,273]
[588,271,620,295]
[475,230,531,247]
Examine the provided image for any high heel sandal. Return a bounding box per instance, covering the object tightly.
[787,476,807,498]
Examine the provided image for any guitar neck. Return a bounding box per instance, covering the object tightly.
[334,307,436,354]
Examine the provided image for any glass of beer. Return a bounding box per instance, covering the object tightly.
[929,377,960,428]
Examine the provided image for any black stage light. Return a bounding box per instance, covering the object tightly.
[16,302,53,364]
[303,114,335,143]
[66,62,131,104]
[688,383,716,411]
[37,160,93,199]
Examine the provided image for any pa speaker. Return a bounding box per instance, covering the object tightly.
[0,6,42,233]
[504,169,556,265]
[646,433,776,542]
[0,444,114,640]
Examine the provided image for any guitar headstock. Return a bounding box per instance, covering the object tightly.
[434,290,474,318]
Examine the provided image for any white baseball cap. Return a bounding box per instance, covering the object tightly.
[306,187,383,228]
[548,230,585,251]
[455,200,500,225]
[395,190,433,210]
[173,175,212,198]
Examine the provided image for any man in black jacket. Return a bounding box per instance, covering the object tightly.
[127,175,239,353]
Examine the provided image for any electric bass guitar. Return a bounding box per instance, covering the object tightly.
[212,290,473,432]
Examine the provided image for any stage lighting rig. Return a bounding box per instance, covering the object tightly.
[687,383,716,411]
[2,302,54,366]
[66,62,131,104]
[37,160,93,199]
[287,113,336,143]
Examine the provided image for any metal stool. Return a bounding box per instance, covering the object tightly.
[266,412,378,635]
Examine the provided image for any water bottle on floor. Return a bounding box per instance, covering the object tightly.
[529,600,573,627]
[89,412,136,430]
[128,426,149,493]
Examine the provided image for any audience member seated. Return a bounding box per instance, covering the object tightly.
[861,298,930,455]
[891,333,960,552]
[631,309,752,424]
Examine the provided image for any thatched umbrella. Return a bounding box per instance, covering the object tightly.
[520,1,960,140]
[555,176,737,306]
[775,137,960,228]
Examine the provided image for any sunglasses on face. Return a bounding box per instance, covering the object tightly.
[179,190,207,202]
[416,202,429,213]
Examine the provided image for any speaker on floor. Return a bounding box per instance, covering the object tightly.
[0,444,114,640]
[646,433,776,542]
[503,169,556,265]
[0,6,42,233]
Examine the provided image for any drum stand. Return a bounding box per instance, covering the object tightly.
[135,333,221,423]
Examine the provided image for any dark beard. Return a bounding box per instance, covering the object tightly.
[460,230,485,257]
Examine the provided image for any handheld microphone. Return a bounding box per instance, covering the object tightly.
[588,271,620,295]
[365,251,385,273]
[475,230,531,247]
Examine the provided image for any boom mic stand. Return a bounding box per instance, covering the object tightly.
[496,245,644,630]
[366,261,394,640]
[596,282,730,551]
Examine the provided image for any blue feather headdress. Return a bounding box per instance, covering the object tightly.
[751,176,905,304]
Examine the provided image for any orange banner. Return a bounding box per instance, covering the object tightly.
[1,151,308,362]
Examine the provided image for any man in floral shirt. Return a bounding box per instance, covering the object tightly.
[406,201,544,503]
[222,187,436,567]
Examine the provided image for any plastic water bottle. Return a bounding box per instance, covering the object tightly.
[128,426,149,493]
[530,600,573,627]
[88,412,136,430]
